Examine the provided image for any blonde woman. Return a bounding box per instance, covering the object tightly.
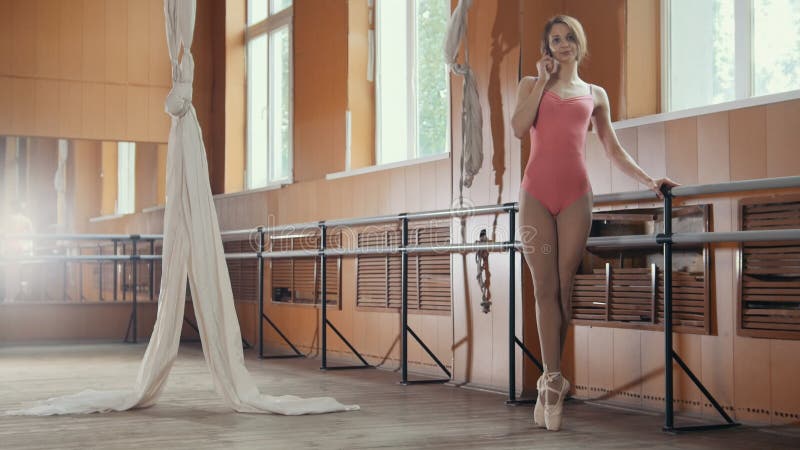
[511,15,677,431]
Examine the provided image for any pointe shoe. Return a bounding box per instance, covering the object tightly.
[542,372,570,431]
[533,373,546,427]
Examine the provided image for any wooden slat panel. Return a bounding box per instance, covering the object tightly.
[740,196,800,338]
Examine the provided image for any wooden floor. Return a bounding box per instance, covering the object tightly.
[0,343,797,449]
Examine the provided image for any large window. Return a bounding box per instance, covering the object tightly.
[664,0,800,112]
[246,0,293,188]
[375,0,450,165]
[116,142,135,215]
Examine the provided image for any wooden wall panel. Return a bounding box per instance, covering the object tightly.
[82,0,106,83]
[612,329,642,407]
[34,79,60,136]
[293,0,348,182]
[12,78,36,136]
[12,0,37,78]
[697,112,730,183]
[665,117,698,185]
[766,100,800,178]
[105,84,127,140]
[147,0,170,87]
[105,0,128,84]
[0,0,12,75]
[82,83,106,138]
[126,86,149,141]
[148,87,170,142]
[36,0,61,79]
[636,122,667,180]
[625,0,659,117]
[612,127,640,193]
[58,81,84,138]
[0,77,11,135]
[127,0,149,85]
[673,333,703,414]
[770,340,800,423]
[59,0,84,81]
[729,107,767,181]
[0,0,214,148]
[587,326,613,397]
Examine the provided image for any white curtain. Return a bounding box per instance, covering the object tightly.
[7,0,358,416]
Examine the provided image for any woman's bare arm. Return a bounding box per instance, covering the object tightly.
[592,85,678,197]
[512,76,547,138]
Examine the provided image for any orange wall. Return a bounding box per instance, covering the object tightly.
[293,0,348,182]
[0,0,222,189]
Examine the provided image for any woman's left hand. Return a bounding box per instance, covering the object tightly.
[648,177,680,199]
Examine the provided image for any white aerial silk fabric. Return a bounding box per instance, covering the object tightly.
[7,0,358,416]
[444,0,483,188]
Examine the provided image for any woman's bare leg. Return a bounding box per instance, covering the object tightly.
[555,190,593,356]
[518,191,561,373]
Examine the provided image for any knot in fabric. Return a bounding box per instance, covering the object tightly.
[165,82,193,118]
[165,53,195,118]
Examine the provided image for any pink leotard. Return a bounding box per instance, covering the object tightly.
[520,86,594,216]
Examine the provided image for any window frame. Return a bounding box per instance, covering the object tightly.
[661,0,798,112]
[116,141,136,215]
[245,2,294,190]
[374,0,451,166]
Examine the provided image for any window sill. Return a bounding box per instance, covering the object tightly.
[142,205,166,214]
[326,153,450,181]
[214,182,288,200]
[88,213,131,223]
[139,183,289,215]
[613,89,800,130]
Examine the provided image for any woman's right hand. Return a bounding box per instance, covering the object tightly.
[536,55,557,82]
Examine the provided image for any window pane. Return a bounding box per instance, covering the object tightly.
[271,0,292,14]
[270,26,291,182]
[754,0,800,96]
[117,142,135,215]
[248,0,268,25]
[669,0,735,111]
[415,0,449,157]
[247,34,268,189]
[377,0,409,165]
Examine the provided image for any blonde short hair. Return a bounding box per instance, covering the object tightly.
[540,15,588,63]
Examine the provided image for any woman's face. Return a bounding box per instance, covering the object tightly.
[548,23,579,63]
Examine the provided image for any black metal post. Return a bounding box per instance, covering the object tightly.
[121,242,127,302]
[131,236,139,343]
[257,227,265,359]
[113,240,118,302]
[662,188,674,431]
[508,205,517,402]
[98,244,103,301]
[401,214,409,385]
[62,257,67,302]
[150,239,155,301]
[320,222,328,370]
